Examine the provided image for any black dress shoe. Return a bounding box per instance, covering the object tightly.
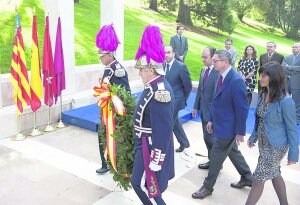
[192,187,212,199]
[175,145,189,153]
[230,179,252,188]
[175,146,185,152]
[198,162,209,169]
[96,167,110,174]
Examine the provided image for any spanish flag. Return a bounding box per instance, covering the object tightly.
[10,13,31,115]
[30,15,43,112]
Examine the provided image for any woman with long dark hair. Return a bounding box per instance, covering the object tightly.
[246,61,299,205]
[238,45,259,105]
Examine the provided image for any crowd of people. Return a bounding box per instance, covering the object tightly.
[94,24,299,205]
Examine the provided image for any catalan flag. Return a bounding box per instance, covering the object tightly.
[10,13,31,115]
[42,16,56,107]
[30,15,43,112]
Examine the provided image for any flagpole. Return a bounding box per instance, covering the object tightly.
[10,115,26,141]
[56,95,65,128]
[28,112,43,136]
[44,70,55,132]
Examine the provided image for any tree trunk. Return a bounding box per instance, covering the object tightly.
[176,0,193,26]
[237,13,244,23]
[149,0,158,11]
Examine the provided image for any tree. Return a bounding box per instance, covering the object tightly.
[149,0,158,11]
[177,0,193,26]
[191,0,235,34]
[231,0,254,22]
[254,0,300,39]
[159,0,177,11]
[74,0,79,3]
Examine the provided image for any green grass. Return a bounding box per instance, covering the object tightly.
[0,0,297,81]
[0,0,44,74]
[74,0,100,66]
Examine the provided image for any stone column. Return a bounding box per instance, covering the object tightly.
[43,0,75,94]
[100,0,124,61]
[0,76,2,107]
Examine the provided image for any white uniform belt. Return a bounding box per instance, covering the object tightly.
[134,125,152,134]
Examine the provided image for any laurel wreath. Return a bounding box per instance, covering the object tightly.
[99,85,136,191]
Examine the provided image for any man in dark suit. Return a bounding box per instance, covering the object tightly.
[170,25,188,62]
[259,42,284,67]
[192,50,252,200]
[164,45,192,152]
[258,41,284,91]
[282,43,300,124]
[192,47,219,169]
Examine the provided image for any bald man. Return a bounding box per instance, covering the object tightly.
[282,43,300,124]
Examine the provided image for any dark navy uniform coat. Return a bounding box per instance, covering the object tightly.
[132,75,175,195]
[102,60,130,92]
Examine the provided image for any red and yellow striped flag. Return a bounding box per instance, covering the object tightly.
[10,14,31,115]
[30,15,43,112]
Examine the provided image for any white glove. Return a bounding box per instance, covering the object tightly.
[149,148,165,172]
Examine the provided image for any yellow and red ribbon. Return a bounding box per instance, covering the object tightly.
[93,83,126,172]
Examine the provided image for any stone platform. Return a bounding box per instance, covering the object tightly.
[0,121,299,205]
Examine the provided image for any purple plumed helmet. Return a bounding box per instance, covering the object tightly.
[96,24,120,53]
[135,25,165,75]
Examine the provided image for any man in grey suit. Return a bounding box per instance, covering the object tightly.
[282,43,300,124]
[170,25,188,62]
[225,38,238,67]
[192,47,219,169]
[164,45,192,152]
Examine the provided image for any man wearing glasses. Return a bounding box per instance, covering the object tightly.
[225,38,238,68]
[192,50,252,200]
[95,24,130,174]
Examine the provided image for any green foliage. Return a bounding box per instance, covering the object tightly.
[191,0,235,34]
[159,0,177,11]
[230,0,254,22]
[254,0,300,39]
[100,85,136,191]
[0,0,296,80]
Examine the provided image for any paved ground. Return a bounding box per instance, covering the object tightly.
[0,121,299,205]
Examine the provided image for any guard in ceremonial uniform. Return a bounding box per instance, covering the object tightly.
[95,24,130,174]
[131,25,175,205]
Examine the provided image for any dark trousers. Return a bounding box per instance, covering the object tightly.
[291,89,300,124]
[172,106,190,148]
[98,129,107,168]
[247,93,252,106]
[131,148,166,205]
[287,78,300,123]
[201,119,216,160]
[203,138,252,192]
